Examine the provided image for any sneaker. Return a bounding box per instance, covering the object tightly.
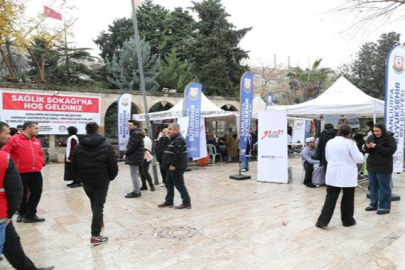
[158,202,174,208]
[160,184,165,187]
[140,186,148,191]
[16,214,24,223]
[91,235,109,246]
[150,185,155,192]
[69,183,82,188]
[175,203,192,210]
[125,192,142,198]
[66,182,74,187]
[304,183,317,188]
[241,169,247,172]
[377,209,390,215]
[343,219,357,227]
[24,215,45,223]
[365,205,377,211]
[315,221,327,228]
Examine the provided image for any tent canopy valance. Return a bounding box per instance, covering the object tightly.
[133,92,236,121]
[266,76,385,118]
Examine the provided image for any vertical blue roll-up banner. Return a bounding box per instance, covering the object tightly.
[118,93,132,151]
[384,45,405,173]
[184,82,203,159]
[240,72,254,163]
[266,92,273,106]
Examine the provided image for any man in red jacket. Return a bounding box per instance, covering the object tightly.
[2,121,46,223]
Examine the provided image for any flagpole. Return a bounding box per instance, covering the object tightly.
[130,0,159,185]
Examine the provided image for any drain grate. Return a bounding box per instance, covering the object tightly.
[153,226,202,240]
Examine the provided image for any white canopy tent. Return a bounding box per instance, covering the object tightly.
[266,77,385,119]
[133,92,236,121]
[253,95,266,119]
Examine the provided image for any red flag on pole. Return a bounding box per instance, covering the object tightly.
[44,6,62,20]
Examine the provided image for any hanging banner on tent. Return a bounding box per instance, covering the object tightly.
[184,82,202,159]
[239,72,254,163]
[266,92,273,106]
[385,45,405,173]
[257,110,288,183]
[292,119,306,144]
[177,116,189,139]
[347,115,360,128]
[323,115,339,127]
[0,92,100,134]
[117,93,132,151]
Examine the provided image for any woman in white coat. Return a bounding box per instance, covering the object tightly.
[316,124,364,228]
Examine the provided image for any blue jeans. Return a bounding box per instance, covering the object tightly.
[0,222,5,255]
[241,157,250,170]
[368,171,392,210]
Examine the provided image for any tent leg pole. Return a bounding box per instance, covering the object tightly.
[373,113,376,123]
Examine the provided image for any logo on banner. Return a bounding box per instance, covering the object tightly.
[121,98,130,106]
[393,55,405,74]
[59,126,67,132]
[188,88,200,100]
[261,129,284,140]
[244,79,252,93]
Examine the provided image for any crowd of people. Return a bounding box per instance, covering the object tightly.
[0,117,400,268]
[300,121,397,228]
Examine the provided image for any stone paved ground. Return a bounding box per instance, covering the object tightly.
[1,157,405,270]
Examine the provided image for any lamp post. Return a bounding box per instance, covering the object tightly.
[130,0,159,184]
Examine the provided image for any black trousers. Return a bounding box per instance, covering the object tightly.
[165,170,191,205]
[158,158,167,184]
[3,221,36,270]
[303,162,314,185]
[139,160,154,188]
[317,185,356,226]
[19,172,43,218]
[83,182,110,237]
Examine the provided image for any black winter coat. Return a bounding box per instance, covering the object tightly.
[125,131,144,166]
[2,157,23,218]
[365,132,397,174]
[156,136,170,162]
[72,134,118,186]
[315,128,338,167]
[160,133,188,171]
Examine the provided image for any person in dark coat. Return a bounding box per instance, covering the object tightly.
[364,123,397,215]
[0,121,54,270]
[124,120,145,198]
[72,122,118,246]
[158,123,191,209]
[315,123,338,171]
[58,126,81,188]
[156,128,170,184]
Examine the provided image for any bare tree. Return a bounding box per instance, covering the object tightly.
[334,0,405,34]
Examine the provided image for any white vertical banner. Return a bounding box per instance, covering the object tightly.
[118,94,132,151]
[193,118,208,161]
[385,46,405,173]
[177,116,189,139]
[292,119,306,144]
[257,110,288,183]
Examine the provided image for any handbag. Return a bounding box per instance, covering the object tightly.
[145,150,153,162]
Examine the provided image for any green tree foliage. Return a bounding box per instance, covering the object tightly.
[106,37,160,91]
[137,0,169,56]
[158,48,195,92]
[159,7,195,61]
[27,39,97,86]
[188,0,251,96]
[338,32,402,99]
[94,18,134,62]
[288,58,335,101]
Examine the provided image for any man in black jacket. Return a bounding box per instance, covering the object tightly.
[124,120,145,198]
[0,121,53,270]
[158,123,191,209]
[315,123,338,171]
[72,122,118,246]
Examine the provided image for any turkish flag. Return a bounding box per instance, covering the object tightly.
[44,6,62,20]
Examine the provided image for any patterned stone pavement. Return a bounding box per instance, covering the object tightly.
[1,157,405,270]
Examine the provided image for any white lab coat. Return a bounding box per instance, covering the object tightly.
[325,136,364,187]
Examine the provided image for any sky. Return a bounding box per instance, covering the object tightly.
[26,0,405,70]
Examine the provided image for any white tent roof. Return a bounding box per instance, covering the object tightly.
[253,95,266,118]
[266,76,385,118]
[134,92,235,121]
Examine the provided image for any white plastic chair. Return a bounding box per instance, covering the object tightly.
[207,144,222,164]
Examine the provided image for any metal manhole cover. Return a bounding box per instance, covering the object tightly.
[153,226,202,240]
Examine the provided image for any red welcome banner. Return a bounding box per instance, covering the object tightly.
[2,93,100,113]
